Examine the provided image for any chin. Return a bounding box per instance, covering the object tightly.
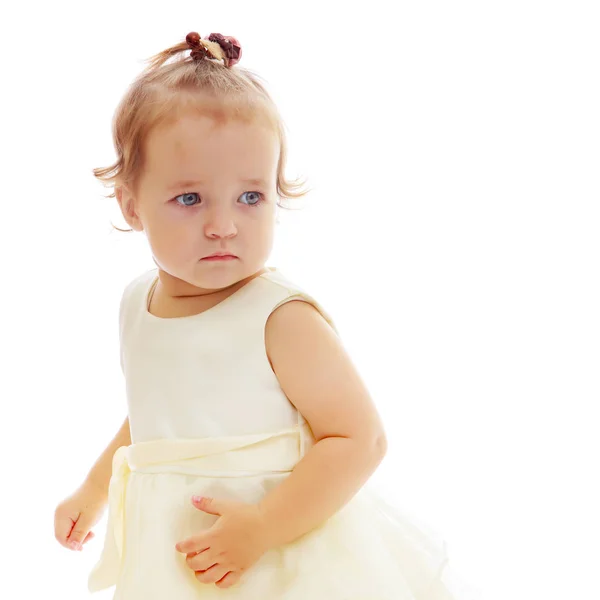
[196,261,243,286]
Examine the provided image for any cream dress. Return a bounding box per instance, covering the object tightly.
[87,267,469,599]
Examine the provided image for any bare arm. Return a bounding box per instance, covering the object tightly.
[83,416,131,502]
[260,301,387,548]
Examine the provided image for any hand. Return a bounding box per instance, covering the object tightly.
[175,496,272,589]
[54,480,107,551]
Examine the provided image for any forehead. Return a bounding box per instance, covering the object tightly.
[143,111,280,183]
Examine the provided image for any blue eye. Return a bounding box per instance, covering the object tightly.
[240,191,263,206]
[173,191,263,207]
[175,192,200,207]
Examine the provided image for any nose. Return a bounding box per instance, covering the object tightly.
[204,204,237,239]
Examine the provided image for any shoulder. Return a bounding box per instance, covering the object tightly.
[262,270,340,396]
[266,298,331,335]
[264,294,386,446]
[121,268,156,297]
[265,297,338,375]
[265,274,341,377]
[119,268,156,319]
[265,299,333,354]
[259,268,339,334]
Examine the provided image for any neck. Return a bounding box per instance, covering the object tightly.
[156,267,268,299]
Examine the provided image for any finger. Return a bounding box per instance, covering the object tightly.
[176,536,210,554]
[66,514,95,549]
[195,564,231,585]
[216,571,241,589]
[82,531,95,545]
[192,496,222,517]
[68,531,94,551]
[54,515,82,550]
[54,518,73,548]
[187,548,218,572]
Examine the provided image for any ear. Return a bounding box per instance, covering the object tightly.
[116,185,144,232]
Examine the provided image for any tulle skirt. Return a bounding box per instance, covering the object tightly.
[87,423,469,599]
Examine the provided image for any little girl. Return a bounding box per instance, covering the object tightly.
[54,31,469,599]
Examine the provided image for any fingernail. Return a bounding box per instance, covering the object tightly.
[69,542,82,551]
[192,495,203,503]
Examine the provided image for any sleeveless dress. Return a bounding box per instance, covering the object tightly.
[87,266,469,599]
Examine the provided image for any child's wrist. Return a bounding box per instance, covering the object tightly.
[81,477,109,503]
[255,502,282,550]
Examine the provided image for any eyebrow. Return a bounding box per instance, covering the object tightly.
[167,178,268,191]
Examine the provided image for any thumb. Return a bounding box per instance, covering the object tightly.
[192,496,222,516]
[67,514,95,549]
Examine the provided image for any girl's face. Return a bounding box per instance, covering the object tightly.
[118,112,279,293]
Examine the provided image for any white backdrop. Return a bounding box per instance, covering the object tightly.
[1,2,598,599]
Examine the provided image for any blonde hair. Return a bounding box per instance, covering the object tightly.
[93,37,308,231]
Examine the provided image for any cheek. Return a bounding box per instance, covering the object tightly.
[255,202,277,226]
[146,212,197,252]
[255,215,276,249]
[151,205,196,233]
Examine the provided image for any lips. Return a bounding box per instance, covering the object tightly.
[202,253,237,260]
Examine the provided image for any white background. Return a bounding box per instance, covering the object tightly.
[0,1,598,599]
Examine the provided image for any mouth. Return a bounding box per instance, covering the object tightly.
[201,253,238,261]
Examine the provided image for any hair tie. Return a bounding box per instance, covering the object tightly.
[185,31,242,68]
[207,33,242,67]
